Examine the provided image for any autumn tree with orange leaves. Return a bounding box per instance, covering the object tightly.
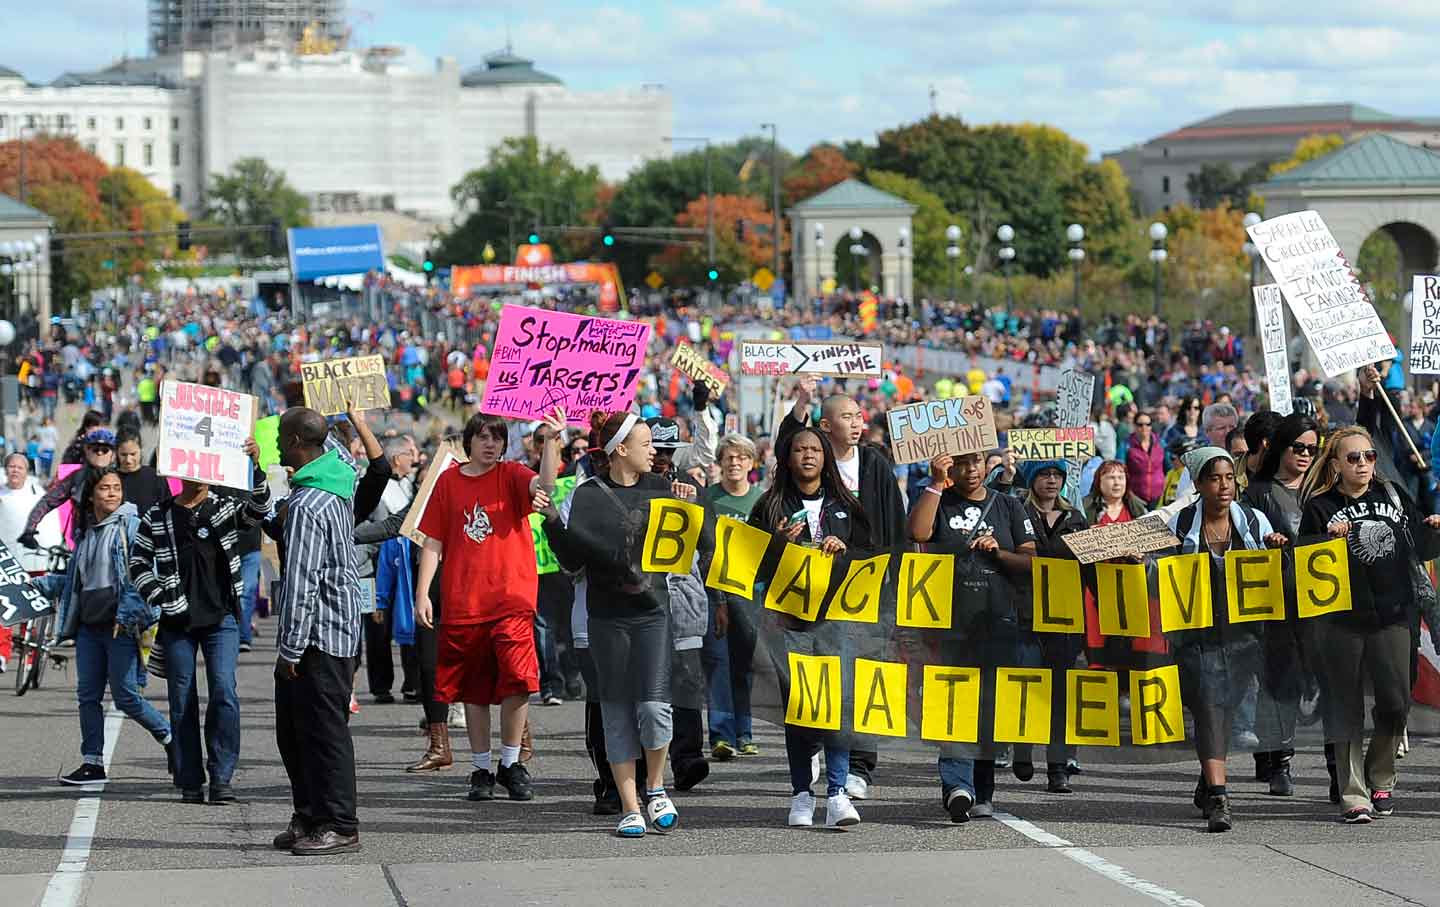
[655,194,788,285]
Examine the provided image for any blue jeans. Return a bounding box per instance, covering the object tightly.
[786,726,849,797]
[75,623,171,759]
[702,598,757,747]
[161,615,240,791]
[238,551,262,646]
[940,756,996,804]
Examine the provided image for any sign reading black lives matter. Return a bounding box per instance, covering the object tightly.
[0,541,50,627]
[1246,210,1395,378]
[739,341,883,377]
[481,304,651,427]
[301,354,390,416]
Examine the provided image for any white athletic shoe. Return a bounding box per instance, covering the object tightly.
[447,703,467,730]
[788,792,815,827]
[970,800,995,819]
[825,792,861,828]
[844,773,869,800]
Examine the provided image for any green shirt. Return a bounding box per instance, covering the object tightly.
[705,483,762,522]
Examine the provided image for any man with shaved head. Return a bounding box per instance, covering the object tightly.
[271,405,366,856]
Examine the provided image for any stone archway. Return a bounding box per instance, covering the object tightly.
[833,230,884,292]
[787,179,916,301]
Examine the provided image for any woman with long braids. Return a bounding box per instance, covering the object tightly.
[749,424,872,829]
[1298,424,1440,823]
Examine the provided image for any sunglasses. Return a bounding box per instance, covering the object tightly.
[1289,442,1320,457]
[87,444,113,453]
[1344,449,1378,465]
[1135,420,1152,427]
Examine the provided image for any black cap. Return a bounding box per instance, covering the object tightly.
[645,417,691,449]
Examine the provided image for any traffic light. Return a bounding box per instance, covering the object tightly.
[707,267,719,282]
[601,222,615,247]
[736,219,747,242]
[177,220,192,251]
[422,249,436,283]
[527,231,541,245]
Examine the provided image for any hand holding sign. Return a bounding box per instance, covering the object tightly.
[242,437,260,463]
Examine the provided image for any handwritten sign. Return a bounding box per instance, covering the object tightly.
[670,340,730,395]
[1061,516,1179,565]
[401,440,465,547]
[886,396,998,465]
[739,341,883,377]
[1254,284,1293,415]
[156,380,255,491]
[1246,210,1395,377]
[1055,370,1095,507]
[1410,275,1440,374]
[481,305,650,426]
[0,541,50,627]
[1008,427,1096,461]
[301,354,390,416]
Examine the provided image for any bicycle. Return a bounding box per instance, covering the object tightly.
[12,545,72,697]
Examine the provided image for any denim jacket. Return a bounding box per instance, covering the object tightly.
[38,508,154,641]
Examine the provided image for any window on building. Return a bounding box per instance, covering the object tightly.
[115,116,124,131]
[1162,175,1171,194]
[55,114,70,129]
[171,142,180,166]
[143,142,153,167]
[25,114,37,128]
[0,114,7,129]
[143,117,152,130]
[171,116,179,131]
[173,184,182,203]
[115,142,125,166]
[85,141,97,155]
[1163,147,1170,158]
[87,116,96,130]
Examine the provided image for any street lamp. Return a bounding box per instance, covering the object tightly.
[1066,223,1085,311]
[997,224,1016,316]
[945,224,962,302]
[1149,221,1169,318]
[813,223,825,298]
[848,226,863,292]
[897,225,909,302]
[1242,211,1262,337]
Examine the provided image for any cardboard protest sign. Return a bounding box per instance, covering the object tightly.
[739,340,883,377]
[156,380,256,491]
[1008,427,1096,461]
[531,475,578,575]
[670,340,730,396]
[1410,275,1440,374]
[1254,284,1293,415]
[0,541,52,627]
[1060,515,1179,565]
[1055,370,1094,507]
[400,440,466,547]
[886,396,998,465]
[481,305,651,426]
[301,354,391,416]
[1246,210,1395,377]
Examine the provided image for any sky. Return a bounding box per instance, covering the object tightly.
[10,0,1440,160]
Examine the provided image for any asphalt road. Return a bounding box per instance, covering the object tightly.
[3,629,1440,907]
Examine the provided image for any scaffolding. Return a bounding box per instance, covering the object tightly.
[148,0,348,55]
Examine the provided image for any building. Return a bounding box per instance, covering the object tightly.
[1105,103,1440,213]
[0,42,671,224]
[0,193,54,326]
[148,0,347,55]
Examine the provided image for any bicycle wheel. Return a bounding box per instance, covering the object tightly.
[13,622,34,696]
[32,615,53,691]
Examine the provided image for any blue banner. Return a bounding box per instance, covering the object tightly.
[288,225,385,281]
[788,323,833,340]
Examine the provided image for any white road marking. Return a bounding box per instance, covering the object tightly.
[42,706,125,907]
[995,811,1204,907]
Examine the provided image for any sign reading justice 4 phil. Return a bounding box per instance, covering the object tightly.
[301,354,390,416]
[886,396,998,465]
[481,305,651,426]
[739,340,883,377]
[156,380,256,491]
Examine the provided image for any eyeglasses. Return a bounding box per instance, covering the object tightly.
[1135,420,1152,427]
[87,444,113,453]
[1288,442,1320,457]
[1344,449,1379,465]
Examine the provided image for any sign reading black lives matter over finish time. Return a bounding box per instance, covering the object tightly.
[739,340,883,377]
[1246,210,1395,378]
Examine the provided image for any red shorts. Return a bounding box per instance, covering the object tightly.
[436,613,539,706]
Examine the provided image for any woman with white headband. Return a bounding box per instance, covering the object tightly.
[540,410,697,838]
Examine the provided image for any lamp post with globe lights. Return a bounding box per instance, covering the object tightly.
[1066,223,1085,311]
[1149,221,1169,318]
[848,225,864,292]
[897,225,910,304]
[997,224,1016,316]
[945,224,962,302]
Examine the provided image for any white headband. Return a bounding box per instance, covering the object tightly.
[603,413,640,455]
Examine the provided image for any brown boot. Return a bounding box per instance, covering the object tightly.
[520,719,534,763]
[407,722,453,772]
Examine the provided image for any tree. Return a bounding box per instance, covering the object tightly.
[204,158,310,256]
[1270,134,1345,177]
[1186,161,1273,210]
[782,145,858,208]
[655,194,783,285]
[865,170,964,294]
[100,168,186,277]
[438,137,600,267]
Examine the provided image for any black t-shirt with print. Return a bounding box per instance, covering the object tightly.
[921,487,1037,624]
[1299,483,1426,628]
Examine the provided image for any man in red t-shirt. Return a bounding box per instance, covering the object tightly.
[416,410,562,802]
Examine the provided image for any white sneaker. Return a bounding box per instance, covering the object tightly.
[970,800,995,819]
[844,773,869,800]
[810,751,820,785]
[788,792,815,827]
[825,792,861,828]
[447,703,467,729]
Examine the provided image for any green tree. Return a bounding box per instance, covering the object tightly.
[438,137,600,267]
[1185,161,1273,210]
[99,167,186,277]
[865,170,964,294]
[1270,134,1346,177]
[204,157,310,256]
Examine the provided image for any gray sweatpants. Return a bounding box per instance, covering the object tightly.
[1312,620,1411,812]
[601,700,673,764]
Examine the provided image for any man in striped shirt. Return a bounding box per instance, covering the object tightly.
[272,407,365,856]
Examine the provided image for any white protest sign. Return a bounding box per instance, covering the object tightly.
[1246,210,1395,377]
[1254,284,1293,415]
[157,380,256,491]
[1055,370,1094,508]
[739,340,883,377]
[1410,275,1440,375]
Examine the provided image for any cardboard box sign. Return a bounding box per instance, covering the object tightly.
[739,340,883,377]
[670,340,730,394]
[301,354,390,416]
[156,380,256,491]
[886,396,998,465]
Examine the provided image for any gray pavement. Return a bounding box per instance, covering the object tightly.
[3,633,1440,906]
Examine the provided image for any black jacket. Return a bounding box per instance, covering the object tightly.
[777,411,905,550]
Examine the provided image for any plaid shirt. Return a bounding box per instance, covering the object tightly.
[129,472,271,621]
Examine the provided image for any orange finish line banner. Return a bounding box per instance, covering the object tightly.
[451,262,626,311]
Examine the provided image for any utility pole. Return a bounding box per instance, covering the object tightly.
[762,123,781,291]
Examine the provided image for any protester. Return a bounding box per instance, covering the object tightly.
[271,407,365,855]
[129,435,271,805]
[360,434,421,704]
[0,452,48,575]
[1125,411,1165,506]
[115,429,171,522]
[20,428,117,546]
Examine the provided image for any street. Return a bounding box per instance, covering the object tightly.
[3,637,1440,907]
